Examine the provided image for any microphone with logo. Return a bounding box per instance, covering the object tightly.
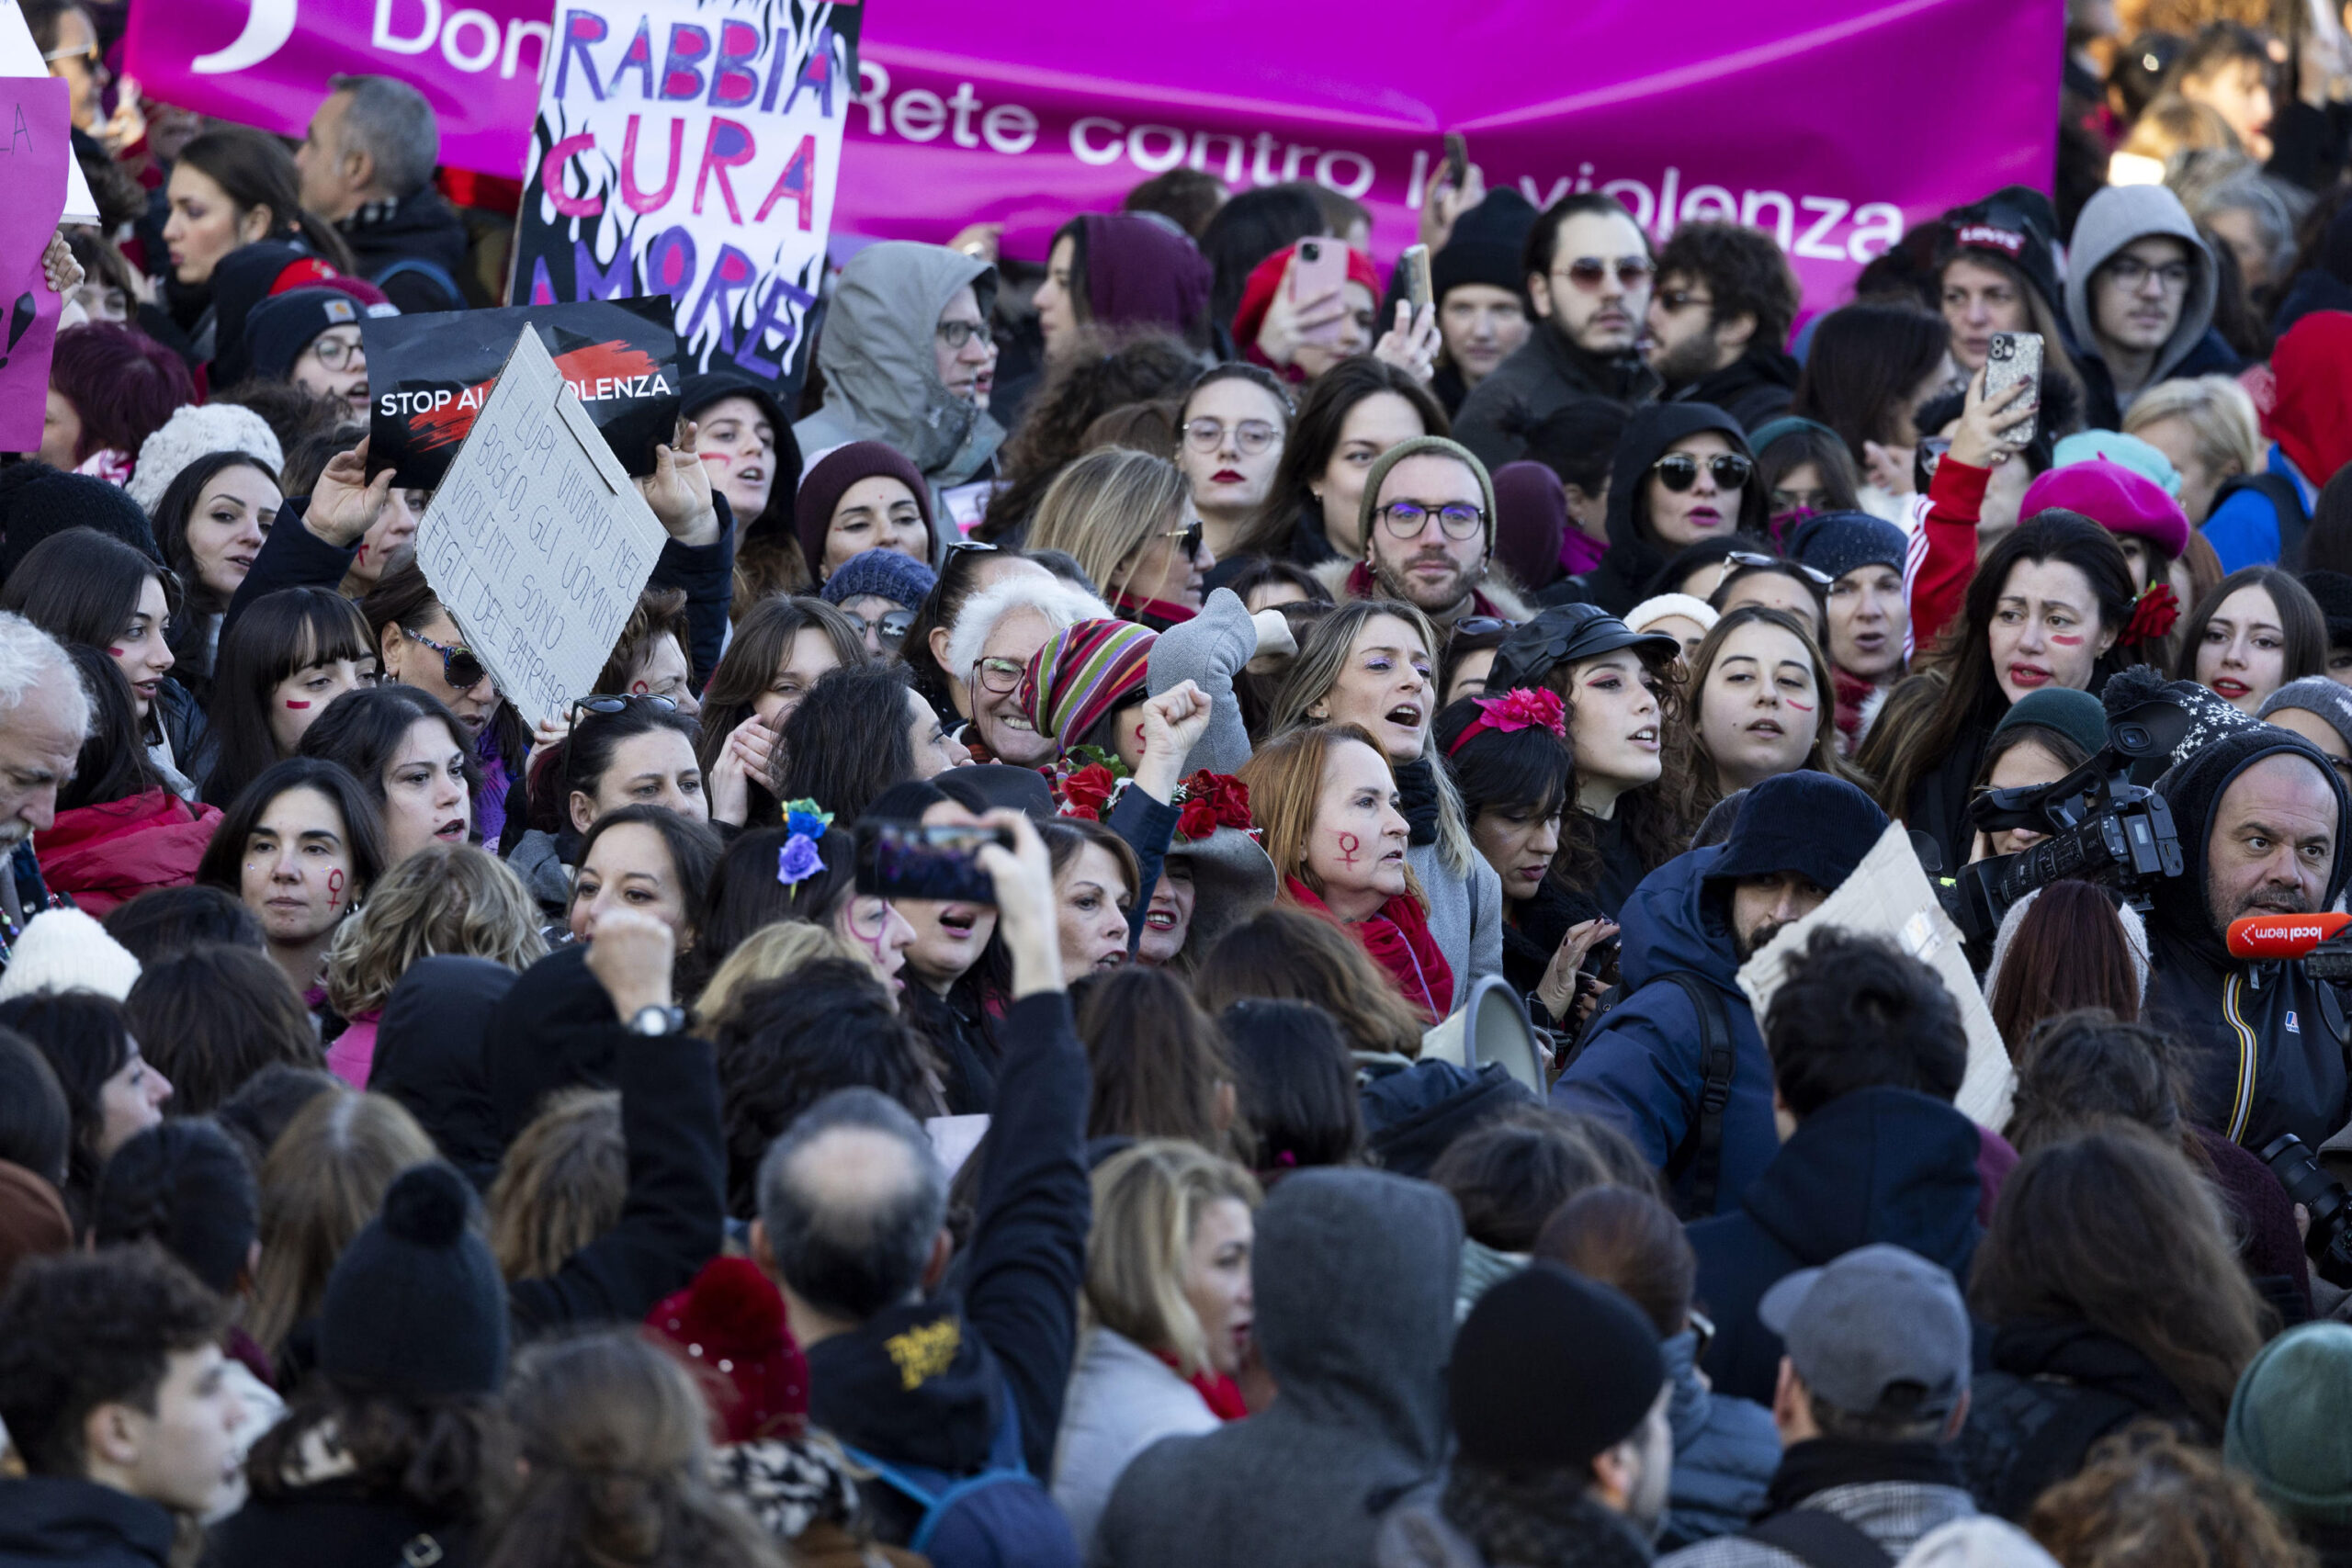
[2232,912,2352,1287]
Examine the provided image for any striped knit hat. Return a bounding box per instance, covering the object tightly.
[1019,618,1158,748]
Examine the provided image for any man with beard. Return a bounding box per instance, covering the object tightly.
[0,614,84,976]
[1646,223,1803,434]
[1323,436,1531,629]
[1455,194,1662,471]
[2146,716,2352,1151]
[1554,773,1889,1218]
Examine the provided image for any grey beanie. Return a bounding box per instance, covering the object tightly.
[1358,436,1498,556]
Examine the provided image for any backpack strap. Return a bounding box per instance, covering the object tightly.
[2208,472,2311,566]
[1741,1507,1895,1568]
[1661,970,1737,1219]
[371,256,464,310]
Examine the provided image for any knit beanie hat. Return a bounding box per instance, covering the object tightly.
[646,1256,808,1444]
[0,465,160,581]
[2260,676,2352,755]
[2051,430,2181,497]
[1624,593,1719,640]
[0,908,140,1002]
[795,440,936,578]
[126,403,286,514]
[1450,1260,1664,1473]
[1359,435,1499,555]
[2019,457,2190,559]
[1789,510,1907,583]
[819,547,936,613]
[1080,212,1213,341]
[319,1161,508,1397]
[1018,617,1157,745]
[1490,460,1566,591]
[2227,1321,2352,1528]
[2302,570,2352,649]
[1938,186,2064,320]
[243,287,381,385]
[1432,189,1539,305]
[1232,241,1383,358]
[205,240,343,390]
[1706,772,1889,894]
[1991,686,2110,761]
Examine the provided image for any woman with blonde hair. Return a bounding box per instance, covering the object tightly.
[693,921,867,1032]
[483,1329,783,1568]
[2123,373,2264,525]
[1268,597,1499,989]
[1239,723,1453,1022]
[322,842,548,1088]
[1051,1140,1261,1557]
[487,1089,624,1284]
[1024,446,1214,630]
[1683,604,1871,818]
[246,1087,436,1367]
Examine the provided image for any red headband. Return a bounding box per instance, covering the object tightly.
[1445,687,1567,756]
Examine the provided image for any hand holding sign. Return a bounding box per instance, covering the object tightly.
[635,419,719,547]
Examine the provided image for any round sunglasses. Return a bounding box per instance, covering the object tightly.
[1649,452,1754,492]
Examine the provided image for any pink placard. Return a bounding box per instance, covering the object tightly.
[0,78,70,453]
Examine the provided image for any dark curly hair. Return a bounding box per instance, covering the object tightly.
[1763,927,1966,1119]
[1653,221,1802,357]
[976,330,1205,542]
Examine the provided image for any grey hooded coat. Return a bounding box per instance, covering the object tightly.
[2064,185,2241,427]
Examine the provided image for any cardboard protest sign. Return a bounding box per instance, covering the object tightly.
[511,0,857,402]
[363,296,679,489]
[0,79,72,453]
[1736,821,2018,1131]
[415,328,671,728]
[0,9,94,225]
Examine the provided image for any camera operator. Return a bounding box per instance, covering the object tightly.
[2145,718,2352,1152]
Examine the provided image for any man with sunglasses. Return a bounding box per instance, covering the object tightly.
[1335,436,1532,631]
[1456,193,1661,473]
[1646,222,1803,434]
[2064,183,2239,430]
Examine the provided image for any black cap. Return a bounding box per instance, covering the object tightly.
[1488,603,1679,692]
[1450,1261,1665,1474]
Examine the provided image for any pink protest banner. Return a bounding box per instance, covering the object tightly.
[839,0,2065,305]
[124,0,550,175]
[0,78,70,452]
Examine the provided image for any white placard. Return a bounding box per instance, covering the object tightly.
[927,1114,989,1179]
[1736,820,2017,1131]
[0,5,97,225]
[415,328,669,727]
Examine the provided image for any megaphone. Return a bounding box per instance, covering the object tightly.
[1419,973,1544,1093]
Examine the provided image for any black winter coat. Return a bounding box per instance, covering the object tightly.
[206,1476,477,1568]
[0,1478,173,1568]
[1951,1319,2202,1521]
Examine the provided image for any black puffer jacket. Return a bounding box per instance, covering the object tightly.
[1951,1319,2202,1521]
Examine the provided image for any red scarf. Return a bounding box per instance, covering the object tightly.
[1152,1348,1249,1421]
[1832,666,1877,751]
[1113,590,1197,627]
[1285,875,1454,1023]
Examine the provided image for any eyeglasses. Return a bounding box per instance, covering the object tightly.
[842,608,917,648]
[1724,550,1833,586]
[2105,255,2192,291]
[1649,452,1753,491]
[1182,417,1282,456]
[1657,287,1713,312]
[309,334,365,371]
[934,318,990,350]
[402,626,490,692]
[1555,256,1655,291]
[973,655,1026,695]
[1376,501,1486,541]
[1162,518,1205,560]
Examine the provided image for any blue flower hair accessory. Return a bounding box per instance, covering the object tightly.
[777,798,833,888]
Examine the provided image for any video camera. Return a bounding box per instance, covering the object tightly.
[1937,694,2193,945]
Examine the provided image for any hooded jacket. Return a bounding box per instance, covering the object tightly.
[2064,186,2242,428]
[368,956,517,1190]
[1551,844,1779,1214]
[1563,404,1768,617]
[794,243,1006,494]
[1657,1325,1780,1551]
[0,1477,174,1568]
[32,789,221,916]
[2144,728,2352,1151]
[1688,1087,1985,1408]
[1952,1320,2199,1522]
[806,993,1090,1531]
[1454,318,1660,475]
[1094,1168,1461,1568]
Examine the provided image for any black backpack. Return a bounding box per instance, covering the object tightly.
[1563,971,1738,1219]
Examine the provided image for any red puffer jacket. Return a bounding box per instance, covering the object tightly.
[35,789,224,915]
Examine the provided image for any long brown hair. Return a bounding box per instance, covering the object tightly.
[486,1089,624,1283]
[1536,640,1697,897]
[692,597,865,824]
[1682,604,1871,818]
[1860,513,2137,822]
[1080,966,1237,1158]
[248,1089,435,1357]
[2171,564,2328,690]
[1988,884,2143,1056]
[1972,1123,2267,1432]
[1228,356,1447,560]
[1193,902,1425,1058]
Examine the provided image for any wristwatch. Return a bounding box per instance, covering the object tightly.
[628,1004,688,1036]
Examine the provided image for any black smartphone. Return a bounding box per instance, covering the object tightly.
[853,820,1012,905]
[1442,132,1469,193]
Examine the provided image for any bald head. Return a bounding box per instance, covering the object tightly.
[2207,750,2340,936]
[756,1089,946,1323]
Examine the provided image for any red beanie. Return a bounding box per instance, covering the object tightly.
[644,1257,808,1444]
[1230,242,1383,359]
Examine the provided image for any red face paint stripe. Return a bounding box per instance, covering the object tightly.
[284,700,312,709]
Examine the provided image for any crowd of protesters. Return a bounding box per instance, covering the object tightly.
[13,0,2352,1564]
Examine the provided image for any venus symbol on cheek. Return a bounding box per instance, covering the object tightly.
[1336,831,1361,867]
[326,869,345,909]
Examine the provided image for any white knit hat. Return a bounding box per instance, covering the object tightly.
[0,908,141,1002]
[1623,592,1719,640]
[127,405,286,514]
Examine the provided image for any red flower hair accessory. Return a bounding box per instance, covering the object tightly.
[1444,687,1567,756]
[2121,581,2179,647]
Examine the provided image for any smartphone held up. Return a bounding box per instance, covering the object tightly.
[854,820,1012,907]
